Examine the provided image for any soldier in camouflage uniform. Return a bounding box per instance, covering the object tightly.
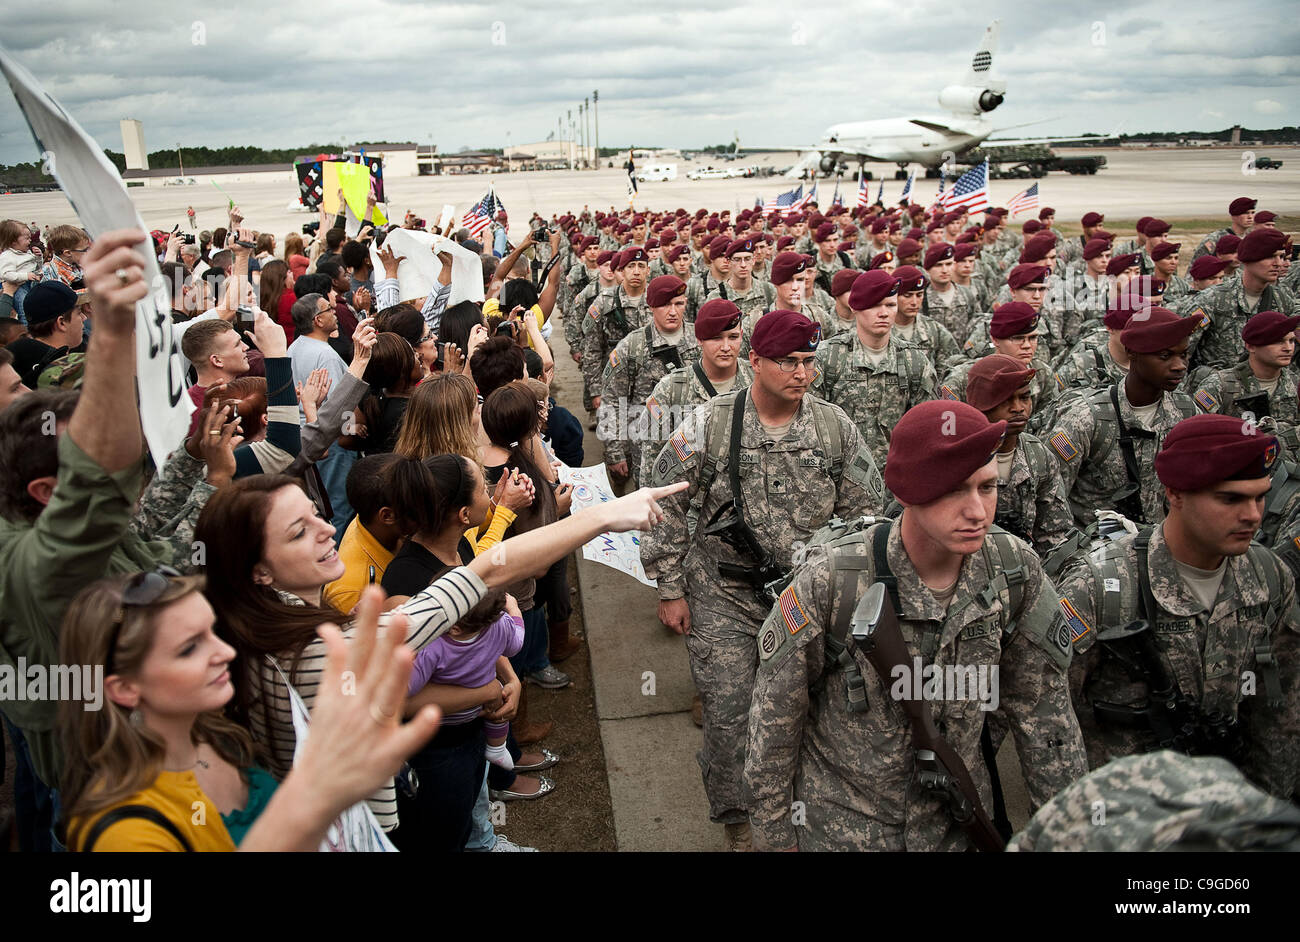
[706,236,777,321]
[562,236,600,335]
[1068,238,1114,327]
[1190,310,1300,458]
[1191,196,1255,262]
[1008,751,1300,852]
[993,236,1083,357]
[1046,308,1200,527]
[570,251,619,407]
[892,265,966,379]
[1168,256,1231,315]
[1183,228,1296,373]
[582,247,651,408]
[824,268,862,339]
[1056,210,1107,271]
[641,311,885,851]
[942,303,1057,434]
[598,276,701,487]
[810,270,937,469]
[854,217,891,269]
[645,299,752,481]
[740,253,837,356]
[1056,415,1300,798]
[810,222,848,295]
[685,235,731,322]
[1150,241,1189,301]
[745,400,1087,851]
[965,355,1074,555]
[965,263,1060,362]
[921,242,979,340]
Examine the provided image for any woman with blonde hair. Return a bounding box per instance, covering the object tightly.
[393,370,480,462]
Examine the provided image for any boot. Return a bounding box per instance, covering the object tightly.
[513,684,553,745]
[724,821,752,852]
[548,619,581,663]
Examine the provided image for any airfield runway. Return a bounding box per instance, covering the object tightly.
[3,145,1297,850]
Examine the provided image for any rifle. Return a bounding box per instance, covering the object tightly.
[850,582,1005,852]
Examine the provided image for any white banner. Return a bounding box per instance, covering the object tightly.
[558,463,656,587]
[0,46,192,465]
[368,228,485,307]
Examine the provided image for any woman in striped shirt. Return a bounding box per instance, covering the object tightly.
[194,474,682,836]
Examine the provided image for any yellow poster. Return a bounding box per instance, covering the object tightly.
[322,160,386,225]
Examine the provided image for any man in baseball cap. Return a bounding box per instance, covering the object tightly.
[8,281,87,389]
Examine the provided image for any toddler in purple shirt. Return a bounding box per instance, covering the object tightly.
[408,590,525,769]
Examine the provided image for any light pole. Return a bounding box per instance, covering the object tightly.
[578,103,585,168]
[584,97,592,169]
[592,90,600,170]
[567,109,574,170]
[177,143,184,177]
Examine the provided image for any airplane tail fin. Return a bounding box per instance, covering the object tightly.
[962,20,1000,86]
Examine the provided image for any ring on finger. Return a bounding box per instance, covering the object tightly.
[114,268,130,285]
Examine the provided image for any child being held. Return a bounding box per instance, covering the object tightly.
[0,220,41,323]
[407,588,524,770]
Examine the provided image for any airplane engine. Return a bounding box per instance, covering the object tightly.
[819,155,839,173]
[937,84,1005,115]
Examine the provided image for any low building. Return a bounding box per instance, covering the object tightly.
[505,140,595,170]
[121,164,294,188]
[352,142,419,177]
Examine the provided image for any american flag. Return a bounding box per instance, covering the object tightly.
[763,184,802,214]
[792,181,817,211]
[461,188,504,239]
[942,161,989,213]
[899,171,914,204]
[1007,182,1040,217]
[855,169,869,208]
[830,177,841,207]
[875,178,883,206]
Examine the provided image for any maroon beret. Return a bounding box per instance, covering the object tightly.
[849,270,900,310]
[808,212,826,228]
[1007,263,1050,290]
[666,244,691,263]
[1254,210,1277,225]
[694,208,708,219]
[868,251,896,270]
[967,354,1035,412]
[1093,229,1116,243]
[707,235,730,258]
[750,309,821,358]
[1229,197,1257,216]
[597,250,616,267]
[926,221,944,234]
[1106,253,1140,277]
[1216,233,1241,255]
[1121,306,1199,353]
[1151,241,1180,261]
[644,238,660,251]
[659,227,677,243]
[1022,219,1043,235]
[953,243,977,261]
[1237,227,1288,263]
[1155,414,1278,490]
[1142,218,1171,237]
[841,224,858,236]
[646,275,686,307]
[1038,206,1056,220]
[621,245,648,266]
[1081,211,1105,228]
[811,222,834,243]
[694,298,742,341]
[1189,256,1228,281]
[870,217,889,234]
[705,218,720,232]
[990,302,1039,338]
[837,240,855,253]
[893,265,928,293]
[1242,310,1300,346]
[631,215,646,225]
[896,238,923,259]
[1019,232,1057,264]
[1135,215,1154,233]
[941,211,963,226]
[611,250,628,271]
[1082,239,1112,261]
[905,228,924,241]
[726,236,756,258]
[982,217,1002,232]
[776,236,795,251]
[830,268,860,297]
[1150,279,1167,297]
[771,251,811,285]
[924,242,955,269]
[1104,295,1151,330]
[885,401,1006,505]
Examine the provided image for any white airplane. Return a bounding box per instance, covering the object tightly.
[767,20,1105,179]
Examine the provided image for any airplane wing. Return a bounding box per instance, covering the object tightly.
[909,119,960,134]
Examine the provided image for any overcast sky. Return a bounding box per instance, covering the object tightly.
[0,0,1296,165]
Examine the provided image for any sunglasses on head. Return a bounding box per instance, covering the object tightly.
[107,566,181,671]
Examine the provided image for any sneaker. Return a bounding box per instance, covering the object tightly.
[490,835,539,852]
[526,665,572,689]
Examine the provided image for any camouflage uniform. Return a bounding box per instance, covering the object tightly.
[1046,385,1197,527]
[812,253,846,296]
[1191,360,1300,458]
[854,240,890,269]
[1053,331,1123,390]
[922,282,980,340]
[1070,271,1111,327]
[939,356,1058,436]
[1008,751,1300,851]
[892,314,967,380]
[580,285,650,402]
[644,360,755,481]
[991,436,1075,556]
[1282,262,1300,294]
[1161,272,1192,302]
[1182,274,1297,372]
[1056,524,1300,798]
[598,231,619,251]
[685,272,726,322]
[563,261,596,323]
[810,333,937,469]
[745,520,1087,851]
[1057,233,1093,271]
[706,278,777,322]
[598,323,702,487]
[1192,227,1241,261]
[993,278,1084,358]
[640,391,886,825]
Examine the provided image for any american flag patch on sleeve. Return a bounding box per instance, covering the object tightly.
[780,586,809,635]
[941,384,959,401]
[1050,431,1079,461]
[1059,598,1091,643]
[647,397,663,420]
[588,304,600,319]
[670,430,695,461]
[609,349,620,368]
[1192,307,1210,328]
[1193,389,1218,412]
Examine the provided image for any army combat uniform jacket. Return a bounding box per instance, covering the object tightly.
[580,285,650,401]
[745,520,1087,851]
[1191,360,1300,459]
[1182,275,1297,372]
[1056,524,1300,798]
[705,278,777,322]
[922,282,980,341]
[993,435,1075,556]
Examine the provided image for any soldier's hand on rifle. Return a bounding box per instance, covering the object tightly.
[658,598,691,635]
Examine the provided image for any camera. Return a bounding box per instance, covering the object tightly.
[302,221,321,236]
[495,319,520,338]
[235,305,256,323]
[532,226,552,242]
[179,233,196,245]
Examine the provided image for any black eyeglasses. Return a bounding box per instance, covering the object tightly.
[107,566,181,671]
